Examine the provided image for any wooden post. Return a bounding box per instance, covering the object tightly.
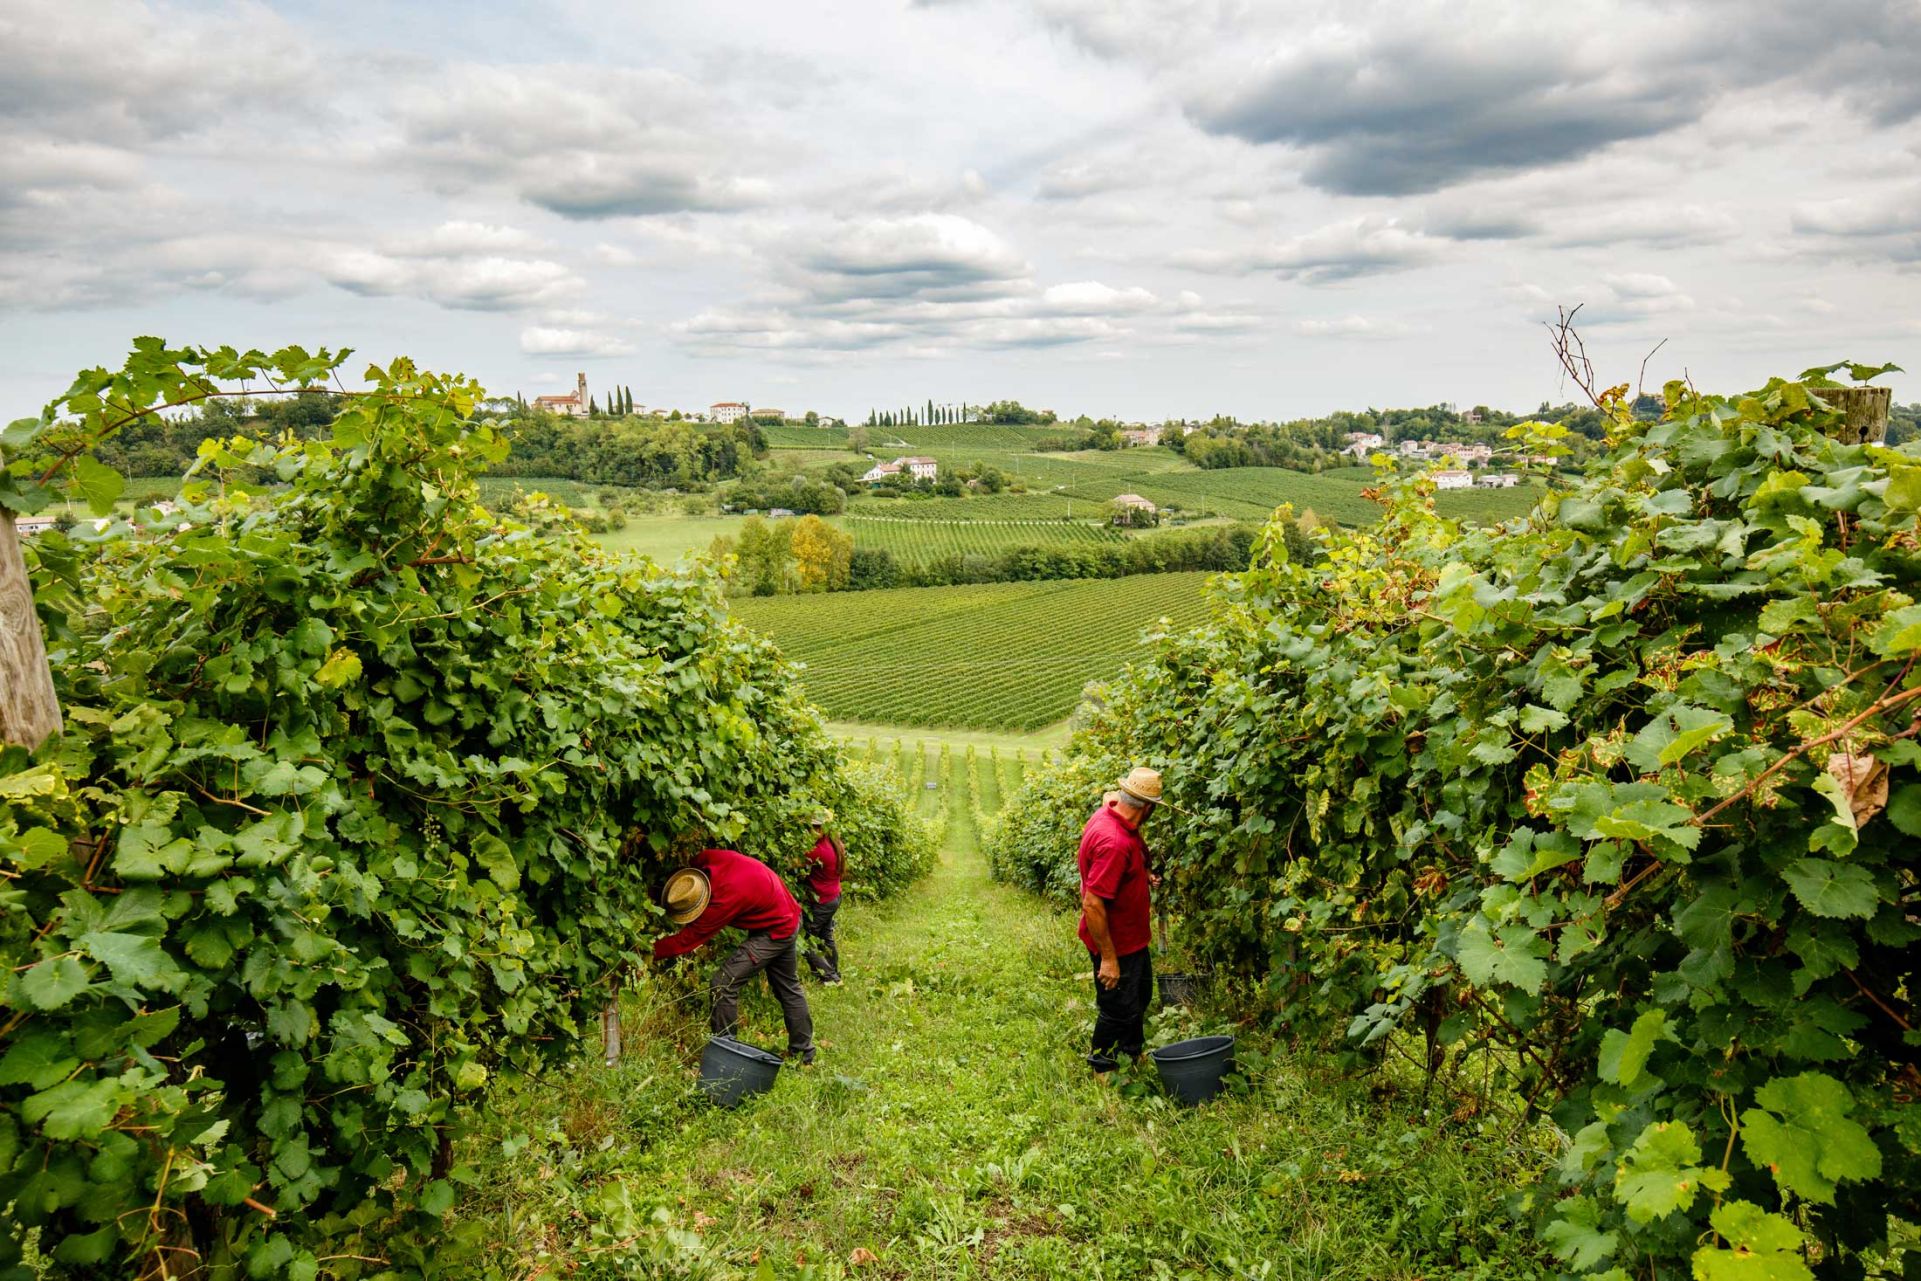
[600,999,622,1066]
[0,511,62,750]
[1824,385,1891,445]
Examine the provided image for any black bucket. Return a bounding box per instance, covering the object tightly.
[1149,1035,1235,1105]
[1158,972,1203,1008]
[698,1036,783,1107]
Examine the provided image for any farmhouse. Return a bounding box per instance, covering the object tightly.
[12,515,57,536]
[1110,493,1159,526]
[753,407,786,421]
[532,372,590,418]
[862,456,938,483]
[1342,431,1385,458]
[1476,472,1521,488]
[1431,469,1474,490]
[710,401,749,424]
[1120,427,1162,447]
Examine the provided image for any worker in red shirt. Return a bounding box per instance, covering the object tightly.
[1078,767,1161,1071]
[655,847,815,1064]
[800,811,845,985]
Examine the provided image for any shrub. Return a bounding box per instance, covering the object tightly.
[0,344,926,1278]
[997,367,1921,1278]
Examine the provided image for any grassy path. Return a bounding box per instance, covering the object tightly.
[456,758,1551,1280]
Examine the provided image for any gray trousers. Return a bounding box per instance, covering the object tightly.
[712,929,814,1060]
[802,896,841,981]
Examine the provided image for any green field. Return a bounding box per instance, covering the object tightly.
[731,573,1211,729]
[843,515,1125,561]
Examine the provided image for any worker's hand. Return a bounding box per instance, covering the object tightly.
[1097,956,1121,990]
[1149,871,1162,888]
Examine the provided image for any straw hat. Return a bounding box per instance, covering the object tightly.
[810,808,834,827]
[1116,767,1163,806]
[662,868,712,925]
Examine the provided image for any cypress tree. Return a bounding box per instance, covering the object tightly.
[589,396,600,415]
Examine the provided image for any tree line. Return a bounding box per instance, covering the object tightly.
[711,518,1287,596]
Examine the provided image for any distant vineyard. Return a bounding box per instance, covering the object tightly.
[852,465,1545,527]
[732,574,1211,728]
[760,425,853,449]
[846,516,1124,563]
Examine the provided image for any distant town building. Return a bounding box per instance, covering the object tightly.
[1109,493,1159,527]
[1431,469,1474,490]
[1342,432,1386,458]
[13,515,57,536]
[1462,409,1483,424]
[710,401,750,424]
[1120,427,1162,447]
[533,372,591,418]
[752,407,786,421]
[1476,473,1521,488]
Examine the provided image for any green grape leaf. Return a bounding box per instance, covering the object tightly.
[1781,858,1878,920]
[1691,1200,1812,1281]
[1544,1195,1617,1270]
[70,455,125,516]
[1886,784,1921,837]
[1740,1072,1882,1204]
[1598,1009,1672,1088]
[18,955,91,1009]
[1454,920,1549,994]
[1614,1121,1727,1223]
[77,930,182,989]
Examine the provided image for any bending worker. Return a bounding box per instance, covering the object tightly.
[655,845,816,1065]
[1078,767,1161,1072]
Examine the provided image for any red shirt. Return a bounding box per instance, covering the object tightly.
[805,835,842,902]
[1077,801,1152,957]
[652,849,801,959]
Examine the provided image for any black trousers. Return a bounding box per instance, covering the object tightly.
[712,930,815,1061]
[1089,947,1153,1068]
[802,895,841,981]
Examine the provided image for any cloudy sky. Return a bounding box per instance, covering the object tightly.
[3,0,1919,421]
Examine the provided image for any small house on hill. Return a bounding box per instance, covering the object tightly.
[1109,493,1159,527]
[861,455,938,484]
[710,401,748,424]
[1431,469,1473,490]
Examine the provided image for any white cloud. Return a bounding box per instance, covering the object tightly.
[1173,216,1448,283]
[390,64,774,219]
[519,326,634,356]
[324,250,580,311]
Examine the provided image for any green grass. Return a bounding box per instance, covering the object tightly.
[595,513,752,562]
[731,574,1211,730]
[448,749,1558,1279]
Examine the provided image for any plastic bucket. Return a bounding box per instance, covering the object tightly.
[698,1036,783,1107]
[1149,1035,1235,1105]
[1158,972,1202,1008]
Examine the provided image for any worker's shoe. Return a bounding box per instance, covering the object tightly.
[1085,1052,1120,1073]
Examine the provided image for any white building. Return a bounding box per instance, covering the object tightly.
[1432,469,1474,490]
[533,372,590,418]
[861,455,939,483]
[1477,473,1521,488]
[13,515,57,536]
[710,401,749,424]
[1120,428,1162,447]
[1342,432,1386,458]
[1111,493,1158,521]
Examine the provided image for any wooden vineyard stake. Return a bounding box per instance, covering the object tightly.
[0,510,62,750]
[600,998,623,1066]
[1823,385,1892,445]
